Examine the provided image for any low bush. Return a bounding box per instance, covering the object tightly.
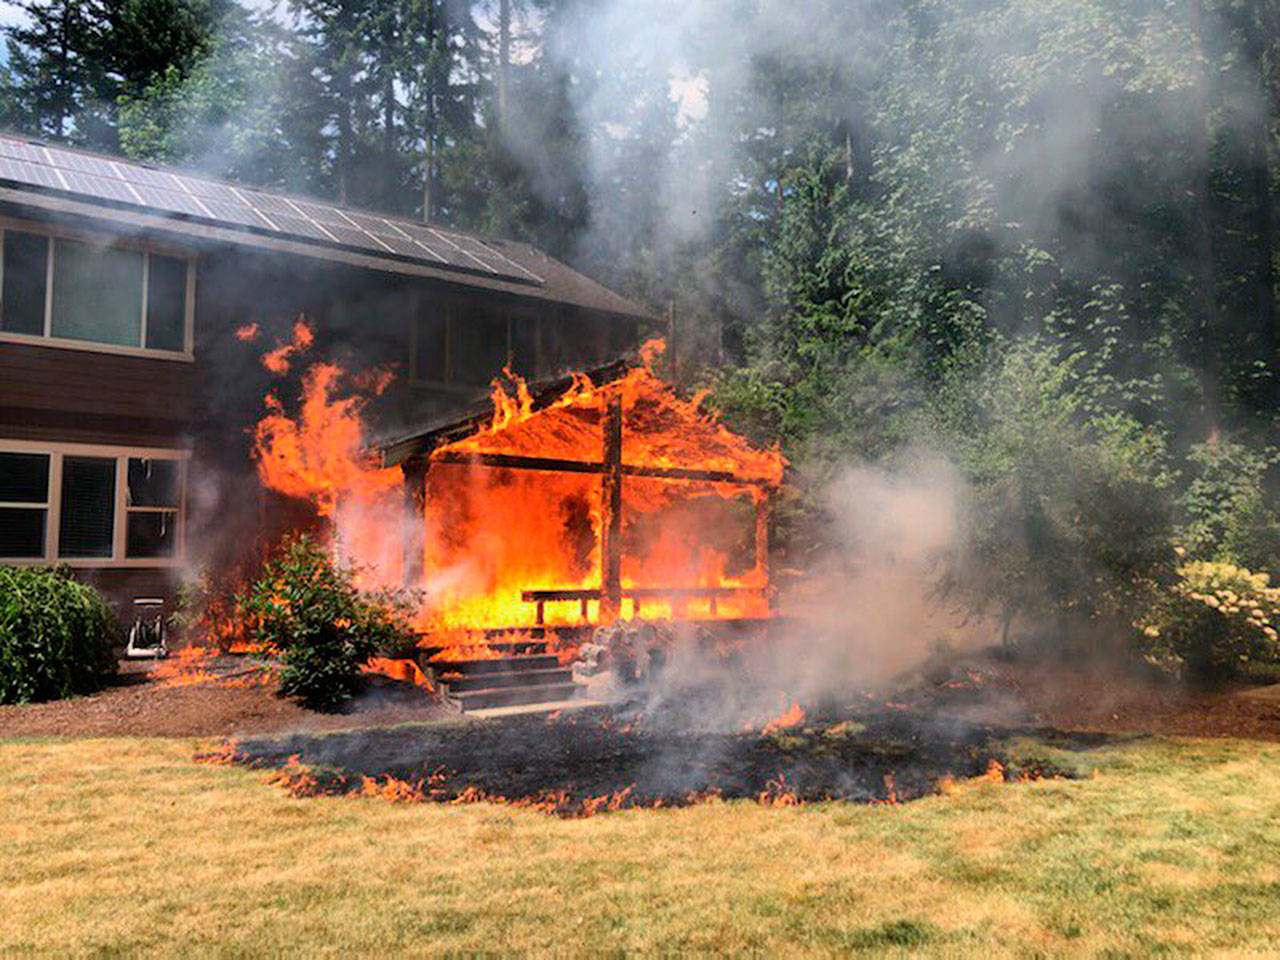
[239,535,414,710]
[1137,560,1280,681]
[0,565,117,704]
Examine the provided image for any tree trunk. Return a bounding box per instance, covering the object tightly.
[497,0,510,125]
[1188,0,1221,434]
[1243,11,1277,376]
[382,13,396,192]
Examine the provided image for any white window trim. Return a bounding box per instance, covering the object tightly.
[0,439,190,568]
[0,217,196,362]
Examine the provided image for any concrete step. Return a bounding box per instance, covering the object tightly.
[440,666,573,693]
[424,653,562,676]
[448,681,584,711]
[416,639,548,659]
[466,698,607,719]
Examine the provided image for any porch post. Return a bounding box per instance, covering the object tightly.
[600,395,624,622]
[400,455,428,588]
[755,489,773,613]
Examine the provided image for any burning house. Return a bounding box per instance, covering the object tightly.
[0,133,649,609]
[249,335,787,710]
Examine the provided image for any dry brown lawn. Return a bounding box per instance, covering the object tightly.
[2,734,1279,956]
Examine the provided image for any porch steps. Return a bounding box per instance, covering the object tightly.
[419,643,590,713]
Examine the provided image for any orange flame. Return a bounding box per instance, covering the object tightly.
[762,697,806,734]
[262,318,315,374]
[419,340,785,632]
[362,656,435,690]
[235,322,260,342]
[254,362,399,518]
[249,331,785,656]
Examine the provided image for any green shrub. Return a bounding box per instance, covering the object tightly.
[1137,560,1280,681]
[239,535,414,710]
[0,566,117,705]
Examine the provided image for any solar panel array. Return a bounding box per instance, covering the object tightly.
[0,136,543,285]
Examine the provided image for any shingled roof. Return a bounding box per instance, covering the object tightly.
[0,132,650,320]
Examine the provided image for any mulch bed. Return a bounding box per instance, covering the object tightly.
[0,657,452,739]
[1,650,1279,742]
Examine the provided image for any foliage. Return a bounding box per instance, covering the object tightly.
[172,567,251,653]
[1180,440,1280,574]
[934,339,1177,643]
[0,0,231,150]
[0,565,117,705]
[238,535,414,709]
[1137,561,1280,680]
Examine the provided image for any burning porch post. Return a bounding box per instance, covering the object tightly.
[755,489,773,613]
[600,394,624,622]
[400,455,428,587]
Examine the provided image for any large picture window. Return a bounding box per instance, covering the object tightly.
[0,224,193,358]
[0,442,187,565]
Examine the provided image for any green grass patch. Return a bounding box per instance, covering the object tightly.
[1,735,1279,955]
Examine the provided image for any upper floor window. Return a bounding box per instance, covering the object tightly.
[410,303,630,389]
[0,225,193,358]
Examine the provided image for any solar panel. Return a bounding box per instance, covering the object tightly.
[0,157,64,190]
[266,212,336,243]
[325,225,388,251]
[127,184,208,217]
[44,146,115,177]
[242,191,301,217]
[0,139,46,163]
[366,232,427,260]
[195,198,273,229]
[172,175,244,204]
[112,163,181,191]
[0,135,544,285]
[289,199,355,227]
[60,170,140,204]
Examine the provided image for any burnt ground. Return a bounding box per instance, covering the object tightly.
[226,709,1109,812]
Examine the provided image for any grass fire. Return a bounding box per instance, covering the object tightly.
[5,0,1280,953]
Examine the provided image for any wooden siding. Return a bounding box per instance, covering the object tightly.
[0,340,195,441]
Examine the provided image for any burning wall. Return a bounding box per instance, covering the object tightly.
[249,329,786,643]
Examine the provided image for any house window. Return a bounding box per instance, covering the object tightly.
[0,442,187,565]
[0,451,50,558]
[1,231,48,336]
[413,310,448,383]
[58,456,116,558]
[411,304,541,386]
[452,307,508,385]
[125,457,180,558]
[51,240,144,348]
[0,225,193,358]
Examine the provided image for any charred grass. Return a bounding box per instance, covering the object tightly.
[2,732,1280,955]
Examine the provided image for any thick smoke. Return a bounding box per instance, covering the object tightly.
[622,451,979,729]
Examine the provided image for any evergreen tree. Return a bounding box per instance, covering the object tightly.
[0,0,109,144]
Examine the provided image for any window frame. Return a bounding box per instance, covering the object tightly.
[0,439,190,567]
[0,217,196,362]
[0,451,53,560]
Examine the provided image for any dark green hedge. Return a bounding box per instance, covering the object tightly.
[0,566,118,705]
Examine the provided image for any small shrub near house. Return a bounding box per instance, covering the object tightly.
[0,566,117,705]
[239,535,414,710]
[1138,561,1280,681]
